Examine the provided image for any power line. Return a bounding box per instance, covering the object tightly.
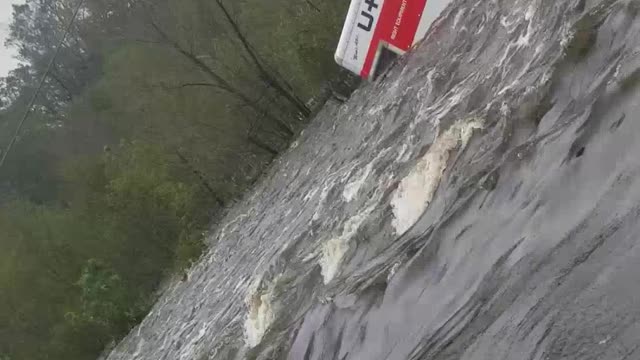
[0,0,85,170]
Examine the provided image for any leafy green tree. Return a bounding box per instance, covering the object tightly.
[0,0,353,358]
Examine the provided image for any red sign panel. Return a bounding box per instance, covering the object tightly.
[361,0,429,78]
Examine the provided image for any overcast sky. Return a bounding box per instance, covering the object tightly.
[0,0,25,77]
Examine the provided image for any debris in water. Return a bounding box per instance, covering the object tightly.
[387,261,402,282]
[342,163,373,202]
[244,277,278,347]
[391,119,483,235]
[319,204,377,284]
[319,236,350,284]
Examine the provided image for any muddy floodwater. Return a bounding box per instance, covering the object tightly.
[106,0,640,359]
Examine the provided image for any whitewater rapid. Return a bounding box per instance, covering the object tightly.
[105,0,640,359]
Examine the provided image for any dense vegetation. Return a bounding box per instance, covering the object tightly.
[0,0,353,358]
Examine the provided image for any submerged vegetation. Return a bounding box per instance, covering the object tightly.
[0,0,354,358]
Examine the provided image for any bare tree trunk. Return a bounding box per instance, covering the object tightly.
[147,19,295,138]
[175,149,225,207]
[248,134,279,156]
[157,82,226,92]
[304,0,321,12]
[214,0,311,117]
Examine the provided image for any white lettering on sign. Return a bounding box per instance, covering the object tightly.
[391,0,408,40]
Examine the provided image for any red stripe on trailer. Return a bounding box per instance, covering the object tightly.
[361,0,429,78]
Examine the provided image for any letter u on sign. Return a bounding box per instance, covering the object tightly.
[358,11,374,31]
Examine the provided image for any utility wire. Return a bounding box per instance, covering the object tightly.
[0,0,85,170]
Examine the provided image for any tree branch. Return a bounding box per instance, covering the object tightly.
[175,149,225,207]
[156,82,227,92]
[143,10,295,137]
[304,0,321,12]
[214,0,310,116]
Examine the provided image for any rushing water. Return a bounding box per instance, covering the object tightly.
[106,0,640,359]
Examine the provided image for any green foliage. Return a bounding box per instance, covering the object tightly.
[0,0,352,358]
[174,233,207,271]
[0,201,88,358]
[74,259,129,326]
[59,258,151,358]
[0,111,65,204]
[0,143,214,359]
[239,0,350,94]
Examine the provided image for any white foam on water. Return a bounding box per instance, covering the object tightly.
[397,143,410,163]
[515,3,538,48]
[391,118,484,235]
[559,22,574,50]
[132,338,145,358]
[387,261,402,282]
[302,250,319,263]
[244,291,274,347]
[234,277,249,292]
[303,187,319,202]
[342,163,373,202]
[319,237,350,284]
[178,323,209,360]
[453,8,467,29]
[312,184,331,220]
[243,276,278,348]
[368,104,386,116]
[319,204,377,284]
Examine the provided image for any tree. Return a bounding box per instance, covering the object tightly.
[0,0,353,358]
[6,0,102,111]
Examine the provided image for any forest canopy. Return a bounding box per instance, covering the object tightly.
[0,0,352,358]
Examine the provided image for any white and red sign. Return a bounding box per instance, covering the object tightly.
[335,0,443,79]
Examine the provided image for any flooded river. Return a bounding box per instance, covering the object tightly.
[106,0,640,358]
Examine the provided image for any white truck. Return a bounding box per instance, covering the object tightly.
[335,0,452,79]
